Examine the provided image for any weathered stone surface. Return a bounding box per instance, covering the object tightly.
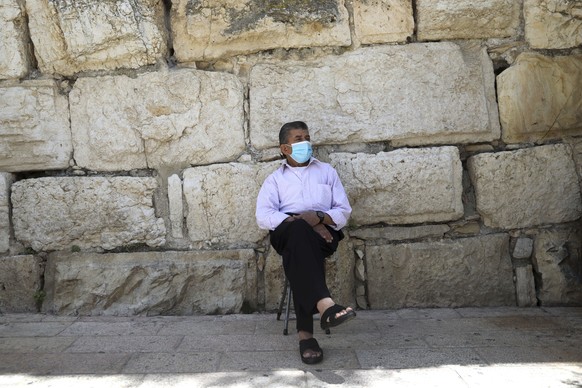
[0,255,42,313]
[355,257,365,282]
[184,161,280,248]
[513,237,534,259]
[569,137,582,193]
[468,144,582,229]
[171,0,351,61]
[70,69,245,170]
[323,237,355,308]
[350,225,450,242]
[416,0,521,40]
[497,53,582,144]
[449,220,480,235]
[44,250,256,315]
[515,265,537,307]
[168,174,183,239]
[264,248,285,311]
[330,147,463,225]
[11,177,166,252]
[525,0,582,49]
[0,173,13,253]
[0,80,72,172]
[250,43,499,149]
[25,0,167,76]
[356,284,366,309]
[353,0,414,44]
[533,227,582,306]
[0,0,31,79]
[366,234,516,308]
[263,237,355,311]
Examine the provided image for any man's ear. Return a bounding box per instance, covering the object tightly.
[280,144,290,156]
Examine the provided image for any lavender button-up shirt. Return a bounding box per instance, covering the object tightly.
[256,158,352,231]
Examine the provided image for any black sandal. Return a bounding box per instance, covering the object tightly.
[299,338,323,365]
[320,304,356,330]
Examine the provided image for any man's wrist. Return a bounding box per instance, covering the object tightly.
[316,211,325,224]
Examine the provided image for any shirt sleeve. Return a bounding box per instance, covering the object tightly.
[325,166,352,230]
[256,173,290,231]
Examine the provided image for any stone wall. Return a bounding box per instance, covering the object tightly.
[1,0,581,315]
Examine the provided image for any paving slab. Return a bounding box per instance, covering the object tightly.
[0,321,71,337]
[356,347,485,369]
[0,336,76,353]
[475,345,582,364]
[0,308,580,387]
[58,320,163,336]
[123,352,220,374]
[137,371,308,388]
[66,335,183,353]
[0,352,129,375]
[177,333,296,352]
[452,364,582,388]
[156,319,258,336]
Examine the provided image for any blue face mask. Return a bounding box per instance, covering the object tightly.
[289,141,312,164]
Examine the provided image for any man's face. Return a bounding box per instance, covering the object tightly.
[280,128,310,157]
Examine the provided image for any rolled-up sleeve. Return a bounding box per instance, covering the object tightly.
[256,174,289,231]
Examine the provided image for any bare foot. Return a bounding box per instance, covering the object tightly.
[317,297,354,321]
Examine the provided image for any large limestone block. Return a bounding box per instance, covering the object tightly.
[533,227,582,306]
[366,234,516,308]
[515,265,537,307]
[11,177,166,252]
[314,238,355,308]
[525,0,582,49]
[0,0,31,79]
[0,80,72,172]
[25,0,167,76]
[0,173,13,253]
[183,161,280,248]
[44,250,256,315]
[353,0,414,44]
[0,255,42,313]
[569,137,582,193]
[263,248,285,311]
[497,53,582,144]
[416,0,521,40]
[70,69,245,170]
[330,147,463,225]
[250,43,500,149]
[349,224,451,242]
[468,144,582,229]
[168,174,184,239]
[171,0,351,61]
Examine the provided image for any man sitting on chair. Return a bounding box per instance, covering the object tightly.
[256,120,356,365]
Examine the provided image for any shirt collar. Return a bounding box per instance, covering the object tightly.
[281,157,320,169]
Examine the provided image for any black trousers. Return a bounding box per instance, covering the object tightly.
[270,219,341,333]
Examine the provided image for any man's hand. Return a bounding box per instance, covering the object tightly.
[297,211,320,227]
[313,223,333,243]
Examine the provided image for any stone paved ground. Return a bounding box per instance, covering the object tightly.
[0,307,580,387]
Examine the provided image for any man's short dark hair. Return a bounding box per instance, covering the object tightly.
[279,121,309,144]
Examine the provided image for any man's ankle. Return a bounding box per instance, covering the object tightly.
[316,297,334,315]
[298,331,313,341]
